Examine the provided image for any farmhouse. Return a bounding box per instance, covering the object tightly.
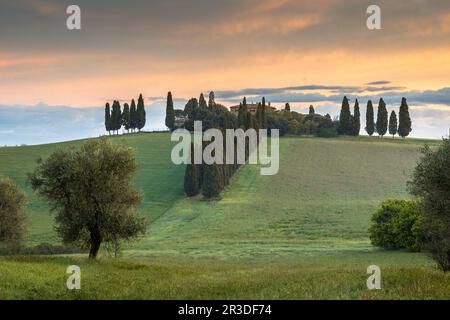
[229,103,276,116]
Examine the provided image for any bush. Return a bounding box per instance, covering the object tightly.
[317,127,338,138]
[369,199,424,252]
[0,177,27,250]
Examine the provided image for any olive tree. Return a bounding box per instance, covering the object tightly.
[0,177,27,250]
[408,139,450,271]
[29,139,147,259]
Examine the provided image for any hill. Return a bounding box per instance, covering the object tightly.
[1,134,449,299]
[0,134,441,255]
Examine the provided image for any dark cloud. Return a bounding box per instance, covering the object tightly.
[2,0,450,57]
[366,81,391,85]
[216,85,450,107]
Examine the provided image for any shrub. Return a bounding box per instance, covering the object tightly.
[0,177,27,250]
[317,127,338,138]
[369,199,424,252]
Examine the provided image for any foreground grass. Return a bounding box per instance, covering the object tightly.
[1,252,449,300]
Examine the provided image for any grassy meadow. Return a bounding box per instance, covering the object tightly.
[1,133,449,299]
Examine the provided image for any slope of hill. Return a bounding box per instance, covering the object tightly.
[132,136,431,259]
[0,133,185,246]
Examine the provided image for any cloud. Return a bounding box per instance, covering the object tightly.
[366,81,391,85]
[216,85,450,109]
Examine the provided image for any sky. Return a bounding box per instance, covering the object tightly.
[1,0,450,145]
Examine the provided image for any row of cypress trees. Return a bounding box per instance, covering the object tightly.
[184,139,244,199]
[104,94,146,135]
[339,96,412,138]
[182,94,265,198]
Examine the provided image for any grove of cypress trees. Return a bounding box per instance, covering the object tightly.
[376,98,388,138]
[389,110,398,138]
[122,103,131,133]
[104,103,111,135]
[398,97,412,138]
[136,94,146,132]
[353,99,360,136]
[339,96,352,135]
[165,91,175,131]
[366,100,375,136]
[130,99,137,132]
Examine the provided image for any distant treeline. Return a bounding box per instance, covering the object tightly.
[165,92,412,139]
[104,94,146,135]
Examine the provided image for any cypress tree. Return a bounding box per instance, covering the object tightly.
[115,101,122,134]
[110,101,122,135]
[398,97,412,138]
[256,102,263,129]
[184,144,201,197]
[261,98,266,129]
[130,99,137,132]
[199,93,208,110]
[376,98,388,138]
[104,103,111,135]
[309,105,315,115]
[389,110,398,138]
[202,163,222,199]
[366,100,375,136]
[245,111,252,131]
[339,96,352,135]
[136,94,146,132]
[122,103,131,133]
[208,91,215,109]
[238,98,248,129]
[110,101,116,134]
[285,103,291,112]
[353,99,360,136]
[165,91,175,131]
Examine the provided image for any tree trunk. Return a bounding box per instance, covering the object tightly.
[89,229,102,259]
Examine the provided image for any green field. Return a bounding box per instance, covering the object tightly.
[1,133,449,299]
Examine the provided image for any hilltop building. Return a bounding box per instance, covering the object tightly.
[229,103,276,116]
